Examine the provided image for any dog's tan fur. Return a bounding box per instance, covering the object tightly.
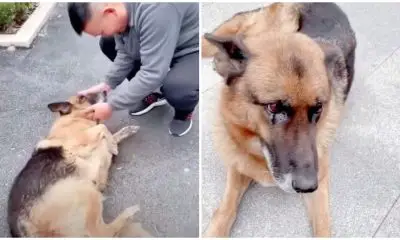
[9,95,152,237]
[202,3,350,238]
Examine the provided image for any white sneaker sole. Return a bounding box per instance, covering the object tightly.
[129,99,168,116]
[169,119,193,137]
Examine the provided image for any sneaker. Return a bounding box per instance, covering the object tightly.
[129,92,168,116]
[169,112,193,137]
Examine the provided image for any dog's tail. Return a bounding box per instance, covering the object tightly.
[201,3,302,58]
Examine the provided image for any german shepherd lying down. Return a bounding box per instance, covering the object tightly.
[202,2,356,237]
[7,93,152,237]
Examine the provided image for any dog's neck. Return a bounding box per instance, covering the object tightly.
[47,116,96,138]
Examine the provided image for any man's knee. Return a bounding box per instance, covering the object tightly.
[99,37,116,61]
[162,83,199,109]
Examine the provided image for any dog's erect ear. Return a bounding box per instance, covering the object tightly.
[203,33,250,85]
[204,33,248,60]
[47,102,73,115]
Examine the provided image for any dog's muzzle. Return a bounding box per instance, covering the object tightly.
[259,139,296,193]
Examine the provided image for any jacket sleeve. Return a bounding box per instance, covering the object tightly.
[108,4,181,110]
[105,36,135,89]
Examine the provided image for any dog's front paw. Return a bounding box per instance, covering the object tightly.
[120,125,140,136]
[113,125,140,143]
[122,205,141,219]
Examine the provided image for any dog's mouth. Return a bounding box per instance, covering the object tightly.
[259,139,296,194]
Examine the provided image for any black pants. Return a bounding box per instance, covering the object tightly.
[99,37,199,116]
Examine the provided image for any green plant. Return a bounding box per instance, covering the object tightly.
[14,2,34,24]
[0,2,35,31]
[0,3,16,31]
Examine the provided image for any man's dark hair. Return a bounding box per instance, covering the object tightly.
[67,2,92,35]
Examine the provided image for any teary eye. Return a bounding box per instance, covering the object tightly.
[265,101,291,125]
[309,102,323,123]
[266,102,283,114]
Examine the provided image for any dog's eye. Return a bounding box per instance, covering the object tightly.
[266,102,282,114]
[309,102,323,123]
[265,101,292,125]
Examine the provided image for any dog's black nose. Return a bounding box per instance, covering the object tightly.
[292,178,318,193]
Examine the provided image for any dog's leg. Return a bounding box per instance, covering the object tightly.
[86,194,140,237]
[100,125,119,156]
[78,124,116,190]
[302,169,331,237]
[86,125,139,191]
[88,124,119,155]
[117,222,153,237]
[113,125,140,144]
[96,156,112,192]
[204,167,252,237]
[77,124,118,156]
[104,205,140,236]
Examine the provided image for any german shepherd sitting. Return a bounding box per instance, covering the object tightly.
[202,2,356,237]
[7,93,151,237]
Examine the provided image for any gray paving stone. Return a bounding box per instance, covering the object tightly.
[336,2,400,77]
[375,197,400,237]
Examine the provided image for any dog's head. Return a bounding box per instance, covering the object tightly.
[47,91,107,118]
[205,32,347,193]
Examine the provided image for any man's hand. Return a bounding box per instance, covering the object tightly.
[78,82,111,96]
[85,102,113,121]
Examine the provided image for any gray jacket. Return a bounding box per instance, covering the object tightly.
[106,3,199,110]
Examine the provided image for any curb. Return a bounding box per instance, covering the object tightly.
[0,2,57,48]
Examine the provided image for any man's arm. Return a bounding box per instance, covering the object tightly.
[107,4,181,111]
[105,37,135,89]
